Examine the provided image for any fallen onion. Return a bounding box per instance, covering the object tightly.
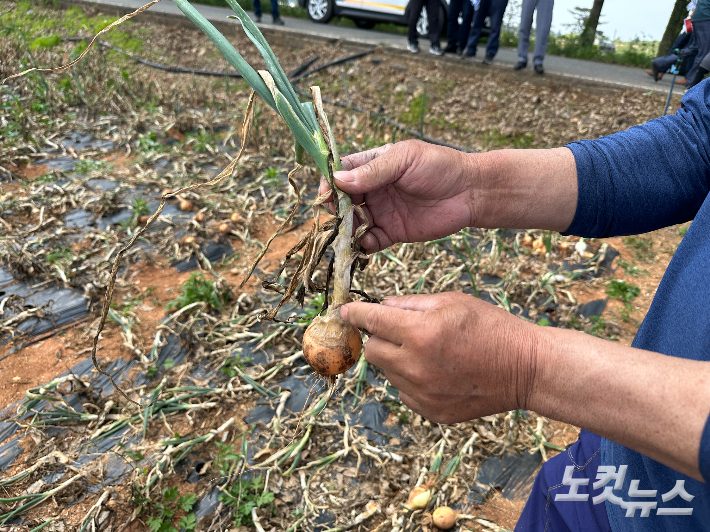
[432,506,457,530]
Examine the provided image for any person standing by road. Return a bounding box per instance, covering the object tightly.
[407,0,444,55]
[462,0,509,63]
[516,0,554,74]
[254,0,284,25]
[685,0,710,86]
[444,0,475,55]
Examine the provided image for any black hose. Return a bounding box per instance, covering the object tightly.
[290,49,376,83]
[59,37,470,151]
[63,37,319,79]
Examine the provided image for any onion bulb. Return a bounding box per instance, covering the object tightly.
[179,199,193,212]
[303,308,361,379]
[405,486,432,510]
[219,222,230,233]
[194,212,205,223]
[138,215,149,225]
[230,212,243,223]
[432,506,457,530]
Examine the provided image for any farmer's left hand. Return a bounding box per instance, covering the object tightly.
[340,292,540,424]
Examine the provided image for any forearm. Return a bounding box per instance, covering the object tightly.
[529,326,710,481]
[468,147,579,233]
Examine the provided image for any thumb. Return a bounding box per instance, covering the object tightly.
[334,143,404,194]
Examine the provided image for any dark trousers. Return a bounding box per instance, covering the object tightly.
[254,0,280,19]
[515,431,611,532]
[446,0,474,48]
[466,0,508,57]
[408,0,440,47]
[686,19,710,83]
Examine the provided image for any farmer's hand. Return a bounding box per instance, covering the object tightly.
[321,141,579,252]
[320,140,477,253]
[340,292,539,424]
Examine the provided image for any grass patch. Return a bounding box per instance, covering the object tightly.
[166,272,232,312]
[616,259,648,277]
[623,236,655,262]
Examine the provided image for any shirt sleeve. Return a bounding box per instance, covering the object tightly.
[700,413,710,483]
[565,81,710,238]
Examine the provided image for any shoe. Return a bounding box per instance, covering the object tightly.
[514,60,527,71]
[534,63,544,75]
[407,42,420,54]
[482,53,494,64]
[255,15,261,22]
[272,17,284,25]
[676,76,687,84]
[444,42,457,54]
[429,44,443,56]
[456,46,464,56]
[462,50,475,60]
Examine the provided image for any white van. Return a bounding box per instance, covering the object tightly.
[298,0,449,38]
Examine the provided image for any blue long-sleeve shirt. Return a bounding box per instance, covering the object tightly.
[565,81,710,531]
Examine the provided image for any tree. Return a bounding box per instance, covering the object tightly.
[579,0,605,47]
[658,0,689,57]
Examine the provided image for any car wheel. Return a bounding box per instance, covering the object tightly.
[307,0,333,23]
[416,4,445,39]
[353,18,376,29]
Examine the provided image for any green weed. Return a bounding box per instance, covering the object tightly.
[46,247,72,265]
[74,159,112,174]
[616,259,648,277]
[678,225,689,236]
[29,34,60,50]
[165,272,232,312]
[606,279,640,302]
[142,486,197,532]
[136,132,166,153]
[623,236,655,262]
[220,353,253,377]
[218,474,275,527]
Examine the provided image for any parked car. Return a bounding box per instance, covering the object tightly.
[298,0,448,39]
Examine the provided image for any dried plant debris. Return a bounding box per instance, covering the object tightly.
[0,0,665,529]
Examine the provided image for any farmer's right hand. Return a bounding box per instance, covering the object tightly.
[319,140,478,253]
[320,140,579,252]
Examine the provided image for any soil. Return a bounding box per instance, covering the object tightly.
[0,2,692,529]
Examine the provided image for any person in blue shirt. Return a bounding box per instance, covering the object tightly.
[318,82,710,531]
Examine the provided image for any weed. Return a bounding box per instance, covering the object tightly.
[616,259,648,277]
[213,439,244,478]
[218,474,276,527]
[165,272,232,312]
[29,34,60,50]
[118,197,150,228]
[678,224,689,237]
[385,399,410,424]
[136,132,166,153]
[185,129,216,152]
[537,317,550,326]
[141,486,197,532]
[46,247,72,265]
[400,93,425,126]
[606,279,640,302]
[220,353,253,377]
[623,236,655,262]
[74,159,112,174]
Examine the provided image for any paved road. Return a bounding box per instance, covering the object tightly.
[81,0,683,95]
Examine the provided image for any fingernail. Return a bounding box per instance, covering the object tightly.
[334,170,355,183]
[340,305,349,320]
